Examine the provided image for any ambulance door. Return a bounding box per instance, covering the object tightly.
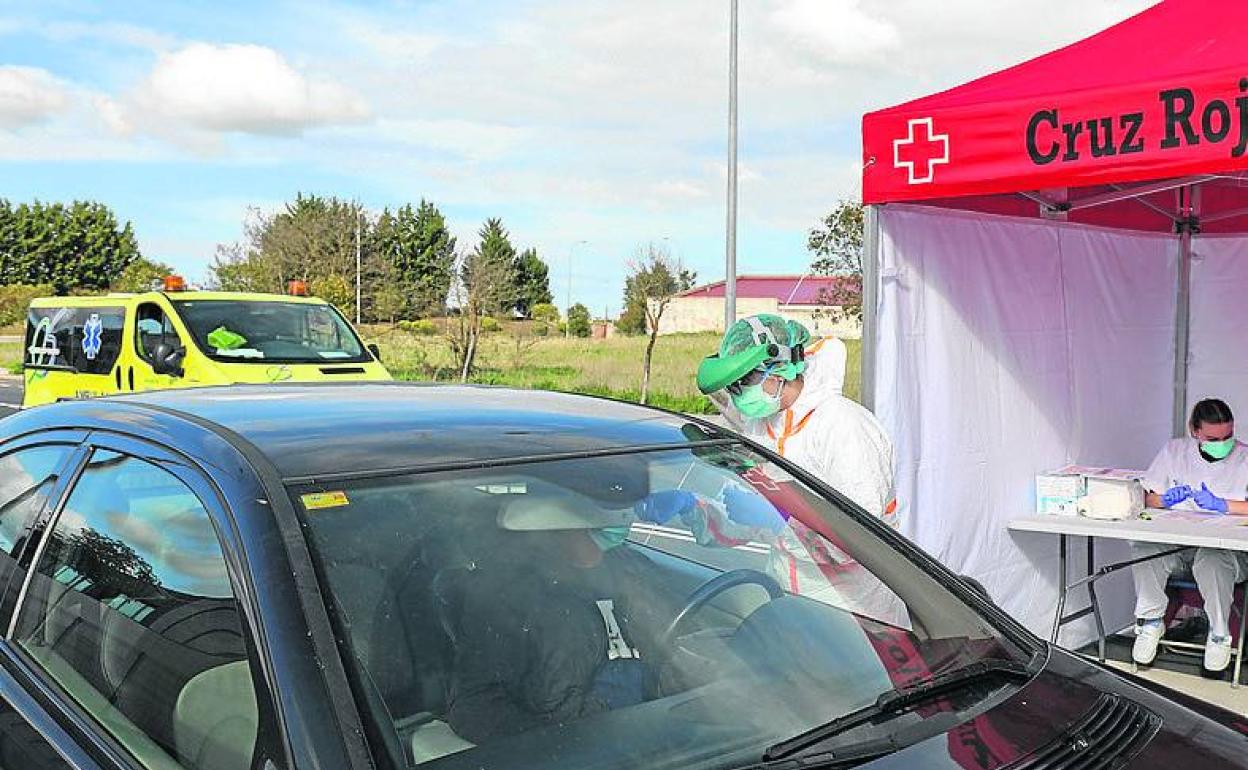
[131,300,189,392]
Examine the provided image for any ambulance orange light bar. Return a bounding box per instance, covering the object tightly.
[287,280,310,296]
[163,275,187,292]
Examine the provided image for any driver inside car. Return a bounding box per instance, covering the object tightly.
[445,490,684,744]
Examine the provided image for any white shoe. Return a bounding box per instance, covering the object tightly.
[1205,635,1234,672]
[1133,619,1164,665]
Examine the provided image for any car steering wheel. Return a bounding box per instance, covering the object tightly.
[660,568,785,651]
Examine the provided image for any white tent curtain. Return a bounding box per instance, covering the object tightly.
[873,205,1179,646]
[1188,235,1248,424]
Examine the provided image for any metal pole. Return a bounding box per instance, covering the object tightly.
[724,0,738,331]
[355,207,362,325]
[861,205,881,410]
[1172,186,1198,436]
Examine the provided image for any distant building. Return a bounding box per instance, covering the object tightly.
[656,274,860,336]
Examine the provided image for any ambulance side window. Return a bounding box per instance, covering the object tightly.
[71,309,125,375]
[135,304,181,363]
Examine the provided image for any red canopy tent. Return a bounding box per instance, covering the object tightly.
[863,0,1248,234]
[857,0,1248,644]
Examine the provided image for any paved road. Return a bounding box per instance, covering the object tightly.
[0,379,22,417]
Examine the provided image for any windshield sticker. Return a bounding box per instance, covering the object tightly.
[475,483,529,495]
[81,313,103,360]
[215,348,264,359]
[301,491,350,510]
[26,317,62,364]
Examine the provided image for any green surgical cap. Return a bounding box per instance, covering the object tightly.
[696,314,812,394]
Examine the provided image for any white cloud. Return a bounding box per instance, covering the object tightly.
[769,0,900,64]
[0,66,70,129]
[40,21,177,51]
[132,43,371,135]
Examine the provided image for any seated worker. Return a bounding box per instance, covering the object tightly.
[1133,398,1248,671]
[446,490,682,743]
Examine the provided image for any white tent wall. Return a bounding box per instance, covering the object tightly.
[1188,235,1248,424]
[872,205,1177,647]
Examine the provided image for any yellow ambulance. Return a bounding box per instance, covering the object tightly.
[22,278,391,407]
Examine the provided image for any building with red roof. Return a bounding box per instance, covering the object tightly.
[656,274,860,336]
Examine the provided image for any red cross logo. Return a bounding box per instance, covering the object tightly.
[893,117,949,185]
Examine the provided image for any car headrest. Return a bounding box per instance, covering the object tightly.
[497,491,633,532]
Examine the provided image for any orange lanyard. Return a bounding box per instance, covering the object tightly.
[766,408,816,457]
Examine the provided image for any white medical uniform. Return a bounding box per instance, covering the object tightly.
[733,337,896,525]
[1132,438,1248,638]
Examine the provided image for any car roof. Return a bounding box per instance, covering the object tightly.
[29,291,328,307]
[99,383,722,481]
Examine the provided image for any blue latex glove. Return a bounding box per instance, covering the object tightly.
[633,490,697,524]
[1160,484,1193,508]
[723,487,788,533]
[1194,482,1229,514]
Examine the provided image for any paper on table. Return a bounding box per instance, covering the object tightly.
[1147,509,1248,527]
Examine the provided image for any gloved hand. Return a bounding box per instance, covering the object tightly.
[723,487,788,533]
[633,490,697,524]
[1194,482,1230,514]
[1160,484,1193,508]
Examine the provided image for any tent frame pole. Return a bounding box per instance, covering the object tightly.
[1172,185,1199,437]
[861,204,882,410]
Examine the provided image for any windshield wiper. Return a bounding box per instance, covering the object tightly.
[762,657,1036,762]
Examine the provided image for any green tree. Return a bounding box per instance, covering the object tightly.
[623,243,696,404]
[511,248,552,318]
[807,199,864,322]
[310,273,355,320]
[0,199,140,292]
[374,200,456,317]
[111,256,175,293]
[531,302,560,323]
[447,244,513,380]
[567,303,591,338]
[474,218,516,286]
[211,195,365,299]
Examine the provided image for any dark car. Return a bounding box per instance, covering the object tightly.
[0,383,1245,770]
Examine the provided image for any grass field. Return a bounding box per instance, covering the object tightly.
[0,325,862,412]
[362,325,861,413]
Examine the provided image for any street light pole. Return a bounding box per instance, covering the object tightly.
[566,240,588,339]
[724,0,739,331]
[355,207,362,325]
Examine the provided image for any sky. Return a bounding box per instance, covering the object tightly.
[0,0,1153,316]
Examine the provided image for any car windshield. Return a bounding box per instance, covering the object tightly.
[291,442,1030,770]
[171,299,366,363]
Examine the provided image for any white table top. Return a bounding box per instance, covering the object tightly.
[1009,509,1248,551]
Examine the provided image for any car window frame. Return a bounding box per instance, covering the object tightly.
[0,431,287,770]
[0,431,91,624]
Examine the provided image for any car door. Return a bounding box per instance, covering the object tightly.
[0,435,284,770]
[131,302,189,393]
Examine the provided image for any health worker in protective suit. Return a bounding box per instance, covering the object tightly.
[696,315,896,526]
[1131,398,1248,672]
[446,491,682,743]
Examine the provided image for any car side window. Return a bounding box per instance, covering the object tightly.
[0,446,72,626]
[135,304,181,364]
[12,450,262,770]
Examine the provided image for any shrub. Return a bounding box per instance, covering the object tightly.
[412,319,438,335]
[0,283,54,327]
[480,317,502,333]
[531,303,560,323]
[532,322,550,337]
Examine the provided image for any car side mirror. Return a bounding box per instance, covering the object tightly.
[151,342,185,377]
[367,343,382,362]
[959,574,994,605]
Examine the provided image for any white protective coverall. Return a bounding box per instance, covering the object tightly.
[1132,438,1248,639]
[705,337,905,626]
[723,336,897,526]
